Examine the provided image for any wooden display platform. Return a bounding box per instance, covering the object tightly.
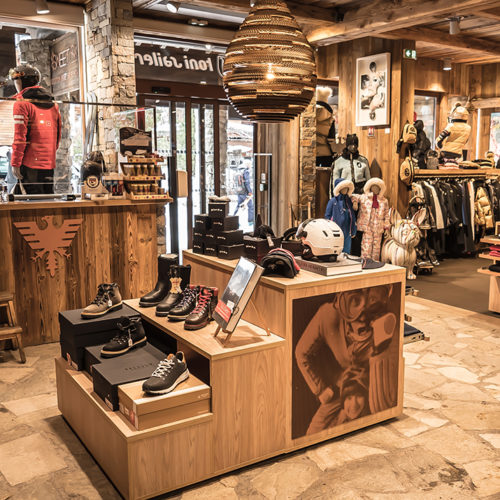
[478,238,500,313]
[56,252,406,499]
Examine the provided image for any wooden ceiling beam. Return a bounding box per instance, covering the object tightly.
[136,0,340,25]
[384,26,500,56]
[307,0,500,45]
[477,7,500,21]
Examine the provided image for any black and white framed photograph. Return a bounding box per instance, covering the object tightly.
[291,283,401,439]
[356,52,391,127]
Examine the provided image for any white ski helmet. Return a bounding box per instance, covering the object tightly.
[296,218,344,261]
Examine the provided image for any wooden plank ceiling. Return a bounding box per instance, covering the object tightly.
[52,0,500,64]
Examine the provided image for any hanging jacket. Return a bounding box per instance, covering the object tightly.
[11,86,61,170]
[475,186,494,229]
[436,120,471,157]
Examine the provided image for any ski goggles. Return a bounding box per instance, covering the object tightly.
[8,69,25,80]
[337,285,393,322]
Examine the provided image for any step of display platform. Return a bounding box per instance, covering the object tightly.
[125,298,285,360]
[479,253,500,261]
[480,236,500,245]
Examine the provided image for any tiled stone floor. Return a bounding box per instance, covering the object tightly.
[0,296,499,500]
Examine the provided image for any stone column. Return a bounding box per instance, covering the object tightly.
[298,99,317,217]
[85,0,136,170]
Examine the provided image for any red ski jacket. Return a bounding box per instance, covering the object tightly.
[11,86,61,170]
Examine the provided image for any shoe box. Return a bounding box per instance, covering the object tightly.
[208,200,230,218]
[59,304,140,371]
[204,245,218,257]
[211,215,238,232]
[281,239,303,256]
[92,343,166,411]
[215,230,244,246]
[118,373,211,430]
[194,214,212,232]
[244,236,283,263]
[193,242,204,254]
[217,244,245,260]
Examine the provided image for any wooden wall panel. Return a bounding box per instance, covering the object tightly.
[255,120,300,235]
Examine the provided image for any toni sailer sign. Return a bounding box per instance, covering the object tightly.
[134,45,224,85]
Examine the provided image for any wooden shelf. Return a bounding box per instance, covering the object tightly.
[478,268,500,277]
[479,253,500,261]
[413,168,496,177]
[127,194,172,202]
[480,236,500,245]
[123,175,164,181]
[125,299,285,360]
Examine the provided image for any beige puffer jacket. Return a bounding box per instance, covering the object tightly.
[438,121,471,156]
[475,186,493,229]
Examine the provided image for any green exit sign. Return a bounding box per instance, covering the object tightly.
[404,49,417,60]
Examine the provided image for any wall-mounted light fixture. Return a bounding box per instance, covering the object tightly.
[35,0,50,15]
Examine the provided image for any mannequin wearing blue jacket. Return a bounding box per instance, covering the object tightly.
[325,178,357,254]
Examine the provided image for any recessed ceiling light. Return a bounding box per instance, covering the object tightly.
[165,1,179,13]
[35,0,50,15]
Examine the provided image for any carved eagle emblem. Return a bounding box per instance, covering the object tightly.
[14,216,83,277]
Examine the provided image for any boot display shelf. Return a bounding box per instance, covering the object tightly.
[56,251,406,500]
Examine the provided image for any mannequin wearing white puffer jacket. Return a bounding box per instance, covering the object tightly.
[436,104,471,161]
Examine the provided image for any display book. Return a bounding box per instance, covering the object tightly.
[213,257,264,337]
[295,255,362,276]
[59,283,211,431]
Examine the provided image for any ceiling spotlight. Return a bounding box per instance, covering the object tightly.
[188,18,207,26]
[35,0,50,15]
[205,43,212,51]
[165,1,179,13]
[443,58,452,71]
[449,17,460,35]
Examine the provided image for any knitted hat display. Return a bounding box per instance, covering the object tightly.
[363,177,386,197]
[333,178,355,197]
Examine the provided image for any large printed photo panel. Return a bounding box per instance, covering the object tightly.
[292,283,401,439]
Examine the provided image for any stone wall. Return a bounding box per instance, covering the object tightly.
[18,39,51,89]
[85,0,136,171]
[298,98,317,218]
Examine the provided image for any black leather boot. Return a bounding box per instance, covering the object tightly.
[155,265,191,317]
[168,285,200,321]
[140,254,178,307]
[184,287,218,330]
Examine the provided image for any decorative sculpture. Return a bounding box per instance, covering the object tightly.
[223,0,317,122]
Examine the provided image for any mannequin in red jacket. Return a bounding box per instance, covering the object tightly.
[9,64,61,194]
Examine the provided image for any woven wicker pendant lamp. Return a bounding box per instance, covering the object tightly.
[223,0,317,123]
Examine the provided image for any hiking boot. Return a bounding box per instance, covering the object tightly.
[184,287,218,330]
[168,285,199,322]
[140,254,178,307]
[100,317,147,358]
[156,265,191,317]
[81,283,122,319]
[142,352,189,395]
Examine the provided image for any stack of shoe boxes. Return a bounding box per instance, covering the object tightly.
[193,200,245,260]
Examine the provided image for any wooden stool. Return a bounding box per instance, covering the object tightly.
[0,292,26,364]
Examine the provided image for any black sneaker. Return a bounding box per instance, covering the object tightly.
[168,286,199,322]
[100,317,147,358]
[142,352,189,395]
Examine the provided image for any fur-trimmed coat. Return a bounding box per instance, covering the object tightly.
[353,192,390,234]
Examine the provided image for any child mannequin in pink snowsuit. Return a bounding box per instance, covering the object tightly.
[353,178,390,260]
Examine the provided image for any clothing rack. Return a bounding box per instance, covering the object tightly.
[414,168,499,179]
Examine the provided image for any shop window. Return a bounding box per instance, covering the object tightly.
[316,84,339,125]
[414,95,437,148]
[490,113,500,162]
[220,104,255,232]
[0,21,82,193]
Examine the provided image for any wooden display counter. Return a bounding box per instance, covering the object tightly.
[478,235,500,313]
[56,251,406,499]
[0,199,167,345]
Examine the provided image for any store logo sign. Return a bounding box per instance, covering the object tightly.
[14,216,82,277]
